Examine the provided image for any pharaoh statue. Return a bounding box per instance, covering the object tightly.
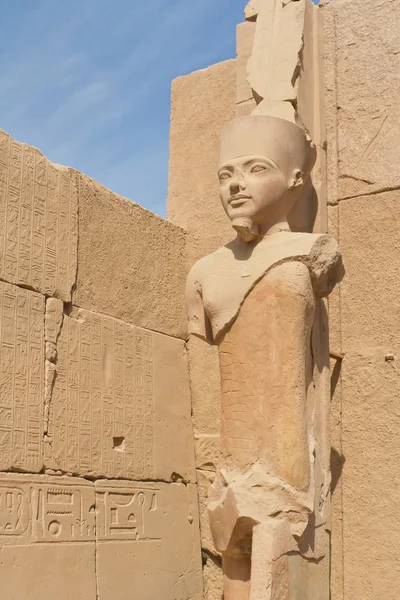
[186,116,344,599]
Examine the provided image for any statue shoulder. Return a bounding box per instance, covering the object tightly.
[273,232,344,297]
[306,233,345,298]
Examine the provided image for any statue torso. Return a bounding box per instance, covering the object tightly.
[192,231,328,342]
[218,260,315,489]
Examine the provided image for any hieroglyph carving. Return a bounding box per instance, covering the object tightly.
[0,130,77,301]
[0,475,160,545]
[45,307,154,479]
[186,115,344,599]
[0,282,44,472]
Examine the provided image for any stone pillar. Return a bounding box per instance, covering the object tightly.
[323,1,400,599]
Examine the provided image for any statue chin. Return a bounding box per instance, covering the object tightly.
[232,217,259,242]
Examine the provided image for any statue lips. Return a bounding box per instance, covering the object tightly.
[229,193,251,208]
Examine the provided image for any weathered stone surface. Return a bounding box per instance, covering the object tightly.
[289,549,330,600]
[188,337,221,436]
[338,191,400,353]
[325,0,400,200]
[95,480,203,600]
[329,190,400,599]
[338,352,400,599]
[0,130,77,301]
[245,0,261,22]
[74,173,187,339]
[0,474,96,600]
[297,0,327,234]
[236,21,256,113]
[322,0,339,207]
[203,554,223,600]
[194,434,220,473]
[327,205,341,352]
[246,0,305,122]
[167,60,236,268]
[0,475,203,600]
[330,356,344,600]
[45,305,195,482]
[197,469,217,556]
[0,282,44,473]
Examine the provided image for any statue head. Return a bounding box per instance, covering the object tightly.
[218,115,316,241]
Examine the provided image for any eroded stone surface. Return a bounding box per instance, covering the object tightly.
[203,554,223,600]
[0,130,77,301]
[188,337,221,436]
[0,473,96,600]
[74,173,187,339]
[95,480,203,600]
[0,474,203,600]
[325,0,400,200]
[246,0,305,121]
[236,21,256,115]
[197,469,218,556]
[338,191,400,353]
[339,352,400,599]
[45,306,195,482]
[0,282,44,473]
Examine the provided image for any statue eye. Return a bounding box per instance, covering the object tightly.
[251,164,267,173]
[219,171,231,181]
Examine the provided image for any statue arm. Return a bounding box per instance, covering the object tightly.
[185,260,213,344]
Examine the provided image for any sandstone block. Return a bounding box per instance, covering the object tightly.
[327,205,341,352]
[203,554,223,600]
[74,173,187,339]
[45,305,196,482]
[338,352,400,598]
[194,434,220,473]
[0,473,96,600]
[236,21,256,109]
[289,549,329,600]
[0,282,45,473]
[322,0,339,207]
[338,191,400,353]
[188,337,221,436]
[167,60,236,267]
[95,480,203,600]
[196,469,217,556]
[0,130,77,301]
[326,0,400,199]
[246,0,305,121]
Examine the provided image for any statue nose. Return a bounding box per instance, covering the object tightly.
[230,176,245,194]
[230,180,240,194]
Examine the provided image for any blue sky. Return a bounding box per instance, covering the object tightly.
[0,0,247,217]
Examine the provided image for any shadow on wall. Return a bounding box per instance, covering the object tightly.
[331,360,345,494]
[331,448,345,494]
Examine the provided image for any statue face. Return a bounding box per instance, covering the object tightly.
[218,155,289,226]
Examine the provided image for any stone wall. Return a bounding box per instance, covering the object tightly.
[0,129,203,599]
[323,1,400,599]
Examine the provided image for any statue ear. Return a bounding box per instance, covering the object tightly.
[289,169,304,191]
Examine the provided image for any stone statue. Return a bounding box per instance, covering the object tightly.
[186,115,344,599]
